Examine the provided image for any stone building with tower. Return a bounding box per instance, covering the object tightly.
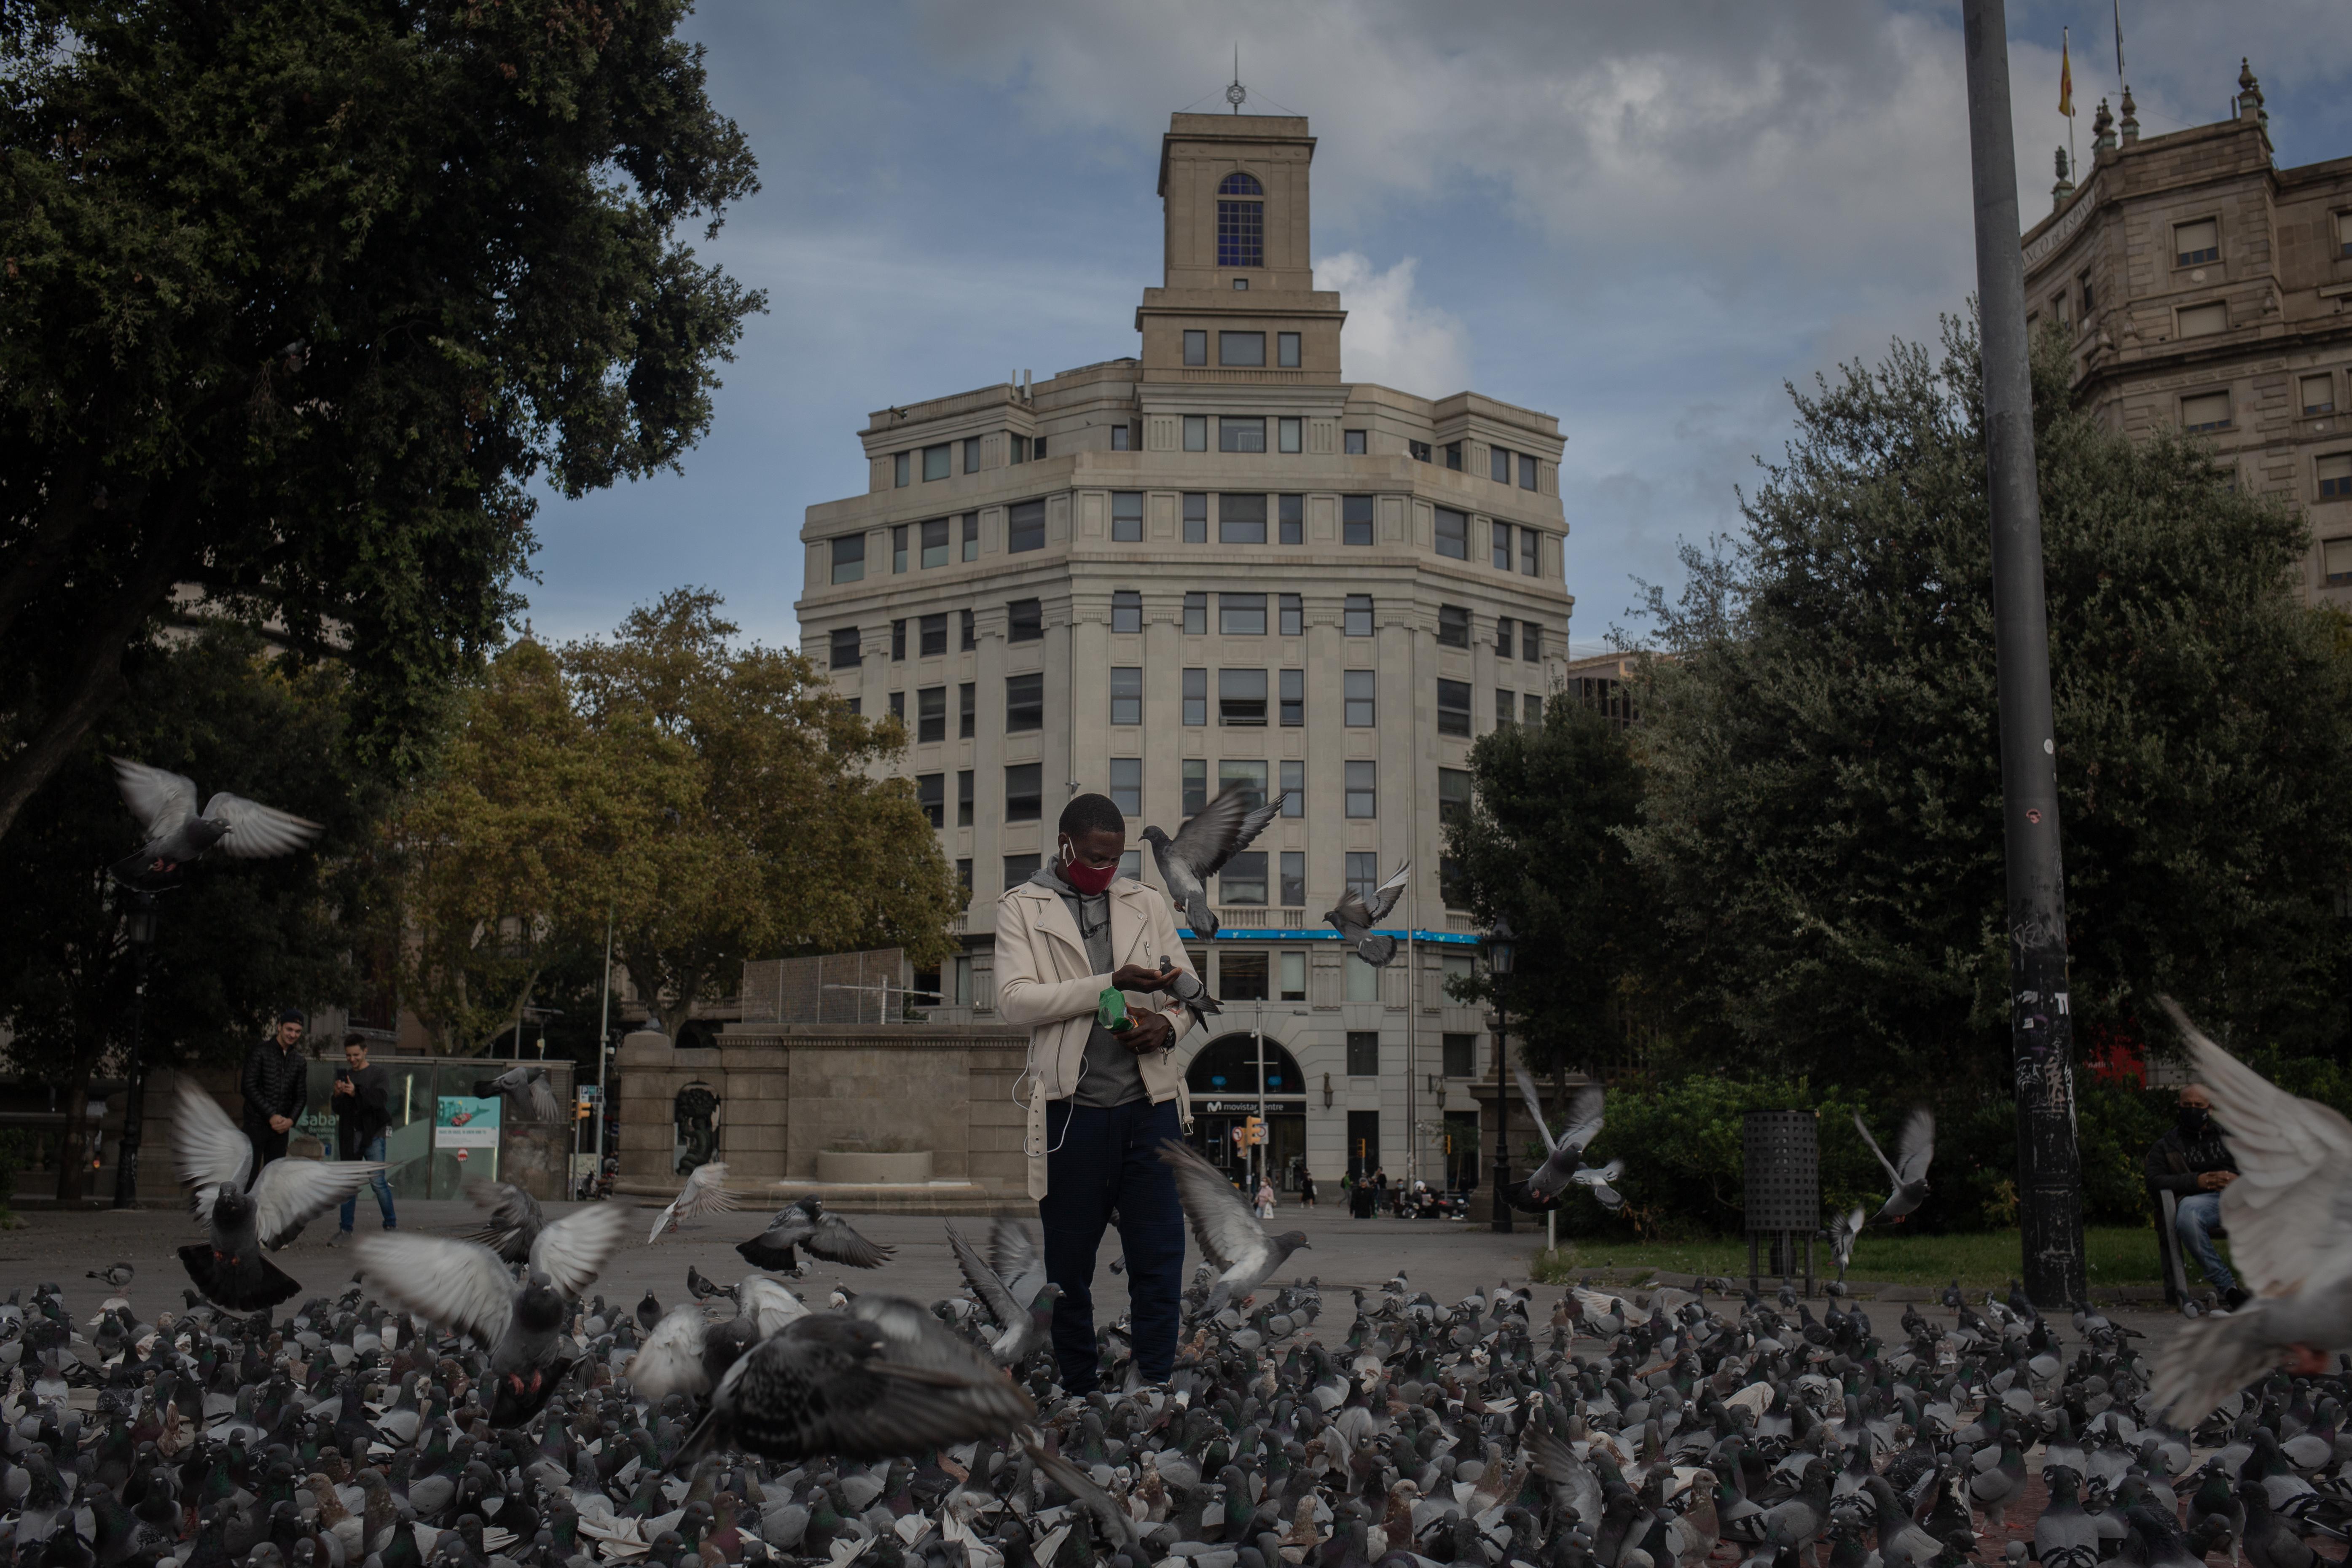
[2024,62,2352,607]
[792,109,1576,1192]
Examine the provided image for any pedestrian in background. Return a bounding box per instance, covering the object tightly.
[329,1034,397,1241]
[1255,1176,1275,1219]
[239,1009,309,1177]
[1300,1171,1317,1208]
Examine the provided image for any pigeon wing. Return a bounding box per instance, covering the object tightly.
[251,1157,389,1248]
[1323,890,1374,943]
[807,1213,895,1269]
[351,1232,516,1345]
[1160,781,1286,883]
[171,1082,254,1221]
[1156,1138,1271,1275]
[528,1202,634,1298]
[527,1077,561,1121]
[679,1162,740,1219]
[1894,1108,1936,1185]
[1362,860,1412,923]
[1026,1440,1142,1548]
[462,1179,543,1264]
[2161,997,2352,1300]
[738,1274,811,1337]
[1555,1085,1606,1157]
[1513,1065,1560,1152]
[112,759,199,838]
[1852,1111,1904,1187]
[946,1223,1024,1330]
[624,1304,712,1402]
[989,1217,1048,1306]
[201,792,325,860]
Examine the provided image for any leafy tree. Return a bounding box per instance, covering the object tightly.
[1443,699,1654,1080]
[0,0,763,841]
[563,591,962,1038]
[0,627,386,1197]
[1622,319,2352,1095]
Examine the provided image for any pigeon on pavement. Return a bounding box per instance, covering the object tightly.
[107,757,322,886]
[624,1275,810,1403]
[461,1178,545,1266]
[1514,1067,1606,1206]
[83,1263,133,1290]
[945,1219,1061,1367]
[1855,1107,1936,1221]
[1157,1137,1310,1314]
[1138,780,1289,937]
[472,1063,561,1121]
[2150,996,2352,1423]
[1322,859,1410,966]
[648,1160,738,1244]
[677,1294,1035,1463]
[169,1080,387,1310]
[735,1193,895,1271]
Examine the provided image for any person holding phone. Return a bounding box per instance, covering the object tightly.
[328,1034,397,1240]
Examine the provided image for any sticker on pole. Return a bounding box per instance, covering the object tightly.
[435,1096,501,1151]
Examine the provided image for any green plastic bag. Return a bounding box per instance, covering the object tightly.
[1097,987,1134,1033]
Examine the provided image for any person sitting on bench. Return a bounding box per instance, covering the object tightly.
[2145,1081,2246,1310]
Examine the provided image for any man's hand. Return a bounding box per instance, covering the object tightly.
[332,1078,352,1097]
[1110,964,1175,993]
[268,1114,293,1133]
[1124,1011,1173,1055]
[2198,1170,2237,1191]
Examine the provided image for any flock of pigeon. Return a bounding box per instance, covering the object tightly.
[2,1006,2348,1568]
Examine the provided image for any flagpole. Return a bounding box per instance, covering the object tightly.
[2064,28,2075,183]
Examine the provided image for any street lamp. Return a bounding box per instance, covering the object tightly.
[1484,916,1516,1233]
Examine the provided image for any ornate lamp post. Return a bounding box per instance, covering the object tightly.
[1485,916,1516,1233]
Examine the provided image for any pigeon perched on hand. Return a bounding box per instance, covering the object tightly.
[108,757,322,888]
[1513,1067,1605,1206]
[735,1194,894,1272]
[676,1294,1035,1464]
[352,1203,634,1426]
[461,1179,544,1266]
[1157,1138,1310,1314]
[1138,781,1288,937]
[1323,859,1410,966]
[945,1219,1060,1367]
[1854,1107,1935,1221]
[1158,954,1221,1034]
[648,1161,738,1244]
[473,1064,560,1122]
[170,1081,387,1311]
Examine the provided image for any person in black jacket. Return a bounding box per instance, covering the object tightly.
[240,1008,310,1177]
[2145,1081,2245,1308]
[330,1034,397,1239]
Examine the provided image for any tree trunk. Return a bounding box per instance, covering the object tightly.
[54,1082,89,1203]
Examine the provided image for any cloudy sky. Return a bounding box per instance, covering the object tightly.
[523,0,2352,655]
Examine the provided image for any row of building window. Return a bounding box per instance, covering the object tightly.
[880,666,1534,739]
[830,594,1552,668]
[1182,330,1299,369]
[917,758,1481,842]
[889,435,1045,490]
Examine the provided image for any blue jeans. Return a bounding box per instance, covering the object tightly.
[338,1136,397,1232]
[2176,1190,2235,1292]
[1039,1098,1186,1394]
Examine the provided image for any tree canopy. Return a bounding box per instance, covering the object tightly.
[0,0,763,841]
[1620,319,2352,1093]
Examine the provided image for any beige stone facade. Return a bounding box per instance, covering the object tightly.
[2023,66,2352,607]
[792,112,1575,1189]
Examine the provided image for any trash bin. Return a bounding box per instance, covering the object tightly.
[1743,1109,1819,1297]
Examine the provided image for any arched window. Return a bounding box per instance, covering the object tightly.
[1186,1033,1306,1097]
[1217,172,1264,268]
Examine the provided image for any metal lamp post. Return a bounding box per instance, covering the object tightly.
[1485,916,1516,1234]
[111,892,159,1209]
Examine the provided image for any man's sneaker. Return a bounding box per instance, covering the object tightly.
[2223,1286,2250,1311]
[327,1229,349,1247]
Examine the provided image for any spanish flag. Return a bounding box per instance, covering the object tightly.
[2059,29,2075,117]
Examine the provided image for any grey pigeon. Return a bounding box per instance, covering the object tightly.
[1516,1068,1605,1204]
[1322,859,1409,965]
[648,1160,738,1244]
[623,1275,808,1402]
[2150,996,2352,1423]
[1159,953,1221,1032]
[1825,1206,1865,1278]
[1854,1107,1935,1221]
[1573,1157,1628,1210]
[84,1262,133,1290]
[945,1219,1060,1366]
[108,756,322,886]
[170,1081,387,1311]
[352,1203,632,1425]
[1157,1137,1310,1313]
[736,1193,895,1272]
[473,1063,561,1121]
[461,1178,544,1266]
[1138,779,1289,937]
[676,1294,1035,1463]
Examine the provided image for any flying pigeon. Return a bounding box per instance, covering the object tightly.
[169,1081,388,1311]
[945,1219,1061,1367]
[735,1194,895,1272]
[1138,780,1289,938]
[1512,1067,1606,1206]
[648,1160,738,1244]
[1571,1158,1627,1211]
[473,1063,561,1121]
[352,1203,634,1425]
[1323,859,1410,966]
[1826,1206,1866,1278]
[625,1275,810,1404]
[1156,1138,1310,1314]
[2149,997,2352,1424]
[461,1179,544,1266]
[676,1294,1036,1464]
[1158,953,1221,1034]
[1854,1108,1935,1222]
[107,757,323,888]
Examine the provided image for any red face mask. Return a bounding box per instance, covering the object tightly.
[1061,841,1118,894]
